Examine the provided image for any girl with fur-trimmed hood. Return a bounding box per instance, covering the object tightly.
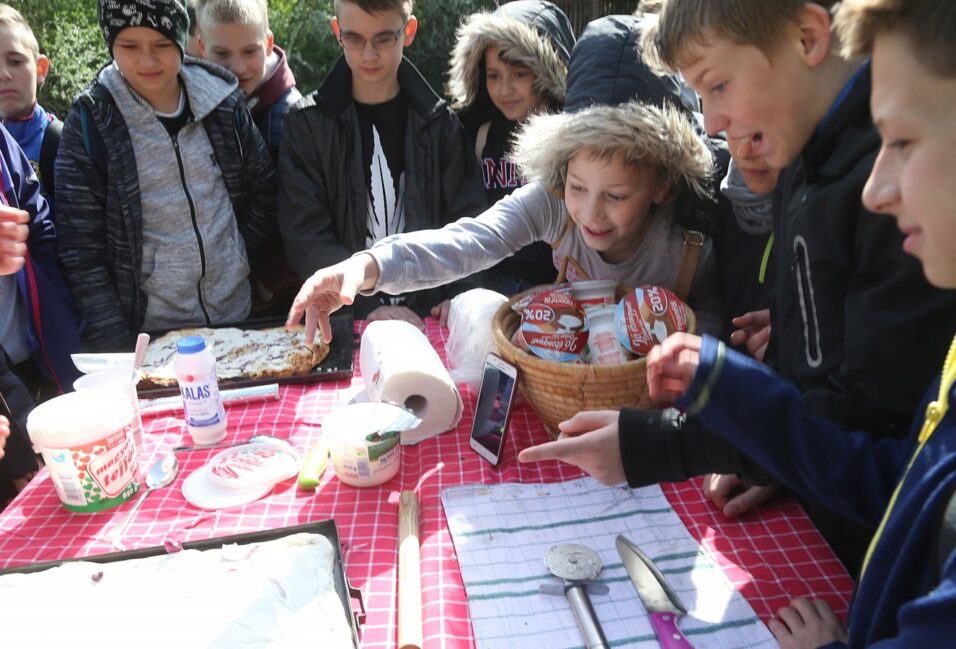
[286,13,723,341]
[446,0,574,294]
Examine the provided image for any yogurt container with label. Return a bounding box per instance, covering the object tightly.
[519,290,589,363]
[323,402,421,487]
[26,390,141,513]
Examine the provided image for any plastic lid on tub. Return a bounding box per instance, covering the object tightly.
[322,402,422,443]
[176,335,207,355]
[26,390,134,447]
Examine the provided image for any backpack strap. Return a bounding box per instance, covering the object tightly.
[38,116,62,201]
[474,121,491,161]
[79,105,108,175]
[673,229,705,303]
[935,482,956,581]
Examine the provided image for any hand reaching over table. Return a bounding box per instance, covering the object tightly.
[518,410,626,486]
[286,253,381,345]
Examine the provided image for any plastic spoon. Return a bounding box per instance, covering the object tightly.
[109,453,179,549]
[133,332,150,372]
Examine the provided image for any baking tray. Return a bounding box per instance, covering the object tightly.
[137,311,356,397]
[0,519,365,648]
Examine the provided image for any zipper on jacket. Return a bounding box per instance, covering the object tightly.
[172,135,212,325]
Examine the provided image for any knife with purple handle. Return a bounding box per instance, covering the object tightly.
[616,535,694,649]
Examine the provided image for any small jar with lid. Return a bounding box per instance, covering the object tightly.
[174,335,227,445]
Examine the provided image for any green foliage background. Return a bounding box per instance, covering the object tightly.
[10,0,495,117]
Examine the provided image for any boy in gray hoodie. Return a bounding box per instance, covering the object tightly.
[55,0,276,352]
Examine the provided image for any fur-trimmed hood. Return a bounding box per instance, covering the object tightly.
[446,0,574,123]
[512,100,713,199]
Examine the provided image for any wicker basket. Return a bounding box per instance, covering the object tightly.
[491,286,696,439]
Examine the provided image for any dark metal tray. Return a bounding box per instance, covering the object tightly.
[0,519,365,648]
[137,311,356,397]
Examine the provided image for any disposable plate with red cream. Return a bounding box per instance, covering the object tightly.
[182,440,299,509]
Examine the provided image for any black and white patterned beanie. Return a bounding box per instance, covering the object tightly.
[98,0,189,59]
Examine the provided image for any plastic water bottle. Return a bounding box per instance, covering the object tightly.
[174,335,227,445]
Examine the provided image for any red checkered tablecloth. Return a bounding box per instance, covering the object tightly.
[0,320,853,648]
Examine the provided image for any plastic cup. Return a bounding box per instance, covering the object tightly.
[585,305,631,365]
[571,279,617,309]
[74,368,144,452]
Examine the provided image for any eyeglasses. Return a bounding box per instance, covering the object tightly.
[338,20,408,52]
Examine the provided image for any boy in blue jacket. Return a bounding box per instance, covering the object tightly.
[0,5,60,203]
[643,0,956,645]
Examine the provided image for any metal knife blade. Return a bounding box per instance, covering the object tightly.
[616,535,693,649]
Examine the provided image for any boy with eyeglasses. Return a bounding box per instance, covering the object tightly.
[277,0,484,328]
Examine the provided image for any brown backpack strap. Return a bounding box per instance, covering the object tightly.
[673,229,705,303]
[551,215,577,283]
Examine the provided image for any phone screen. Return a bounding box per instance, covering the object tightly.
[470,356,517,464]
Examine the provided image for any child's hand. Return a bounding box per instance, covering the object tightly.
[286,255,380,344]
[769,598,847,649]
[430,300,451,327]
[0,415,9,461]
[517,411,625,485]
[0,206,29,276]
[367,305,425,330]
[702,473,781,518]
[646,333,703,403]
[730,309,771,362]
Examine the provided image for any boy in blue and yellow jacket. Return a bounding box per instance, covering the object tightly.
[640,1,956,645]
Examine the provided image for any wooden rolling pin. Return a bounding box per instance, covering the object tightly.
[398,490,423,649]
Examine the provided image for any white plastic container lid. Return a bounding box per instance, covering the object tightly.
[27,390,134,448]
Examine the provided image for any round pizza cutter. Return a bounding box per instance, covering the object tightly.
[543,543,610,649]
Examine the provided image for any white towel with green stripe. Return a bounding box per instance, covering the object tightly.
[441,477,776,649]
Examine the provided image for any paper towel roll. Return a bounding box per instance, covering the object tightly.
[360,321,464,445]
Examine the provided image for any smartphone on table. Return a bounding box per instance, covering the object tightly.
[469,353,519,466]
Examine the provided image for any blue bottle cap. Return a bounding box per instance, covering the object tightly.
[176,335,207,354]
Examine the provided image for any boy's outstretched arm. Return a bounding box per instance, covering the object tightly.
[286,254,380,345]
[517,410,626,485]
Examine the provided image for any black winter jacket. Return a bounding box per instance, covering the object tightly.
[277,57,485,319]
[621,66,956,485]
[55,62,276,352]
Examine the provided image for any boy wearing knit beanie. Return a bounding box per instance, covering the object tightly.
[53,0,277,352]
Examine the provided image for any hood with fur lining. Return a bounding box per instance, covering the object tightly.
[512,100,713,201]
[446,0,574,122]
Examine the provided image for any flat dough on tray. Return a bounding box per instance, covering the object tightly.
[0,532,354,648]
[139,325,330,388]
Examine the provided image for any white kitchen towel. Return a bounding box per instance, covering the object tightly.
[441,477,776,649]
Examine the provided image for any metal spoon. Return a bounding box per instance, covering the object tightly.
[109,453,179,549]
[173,433,279,453]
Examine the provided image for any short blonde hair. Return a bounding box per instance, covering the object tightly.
[333,0,413,20]
[835,0,956,77]
[196,0,270,39]
[0,4,39,62]
[643,0,838,73]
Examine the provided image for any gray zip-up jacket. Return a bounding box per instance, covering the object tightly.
[56,58,276,351]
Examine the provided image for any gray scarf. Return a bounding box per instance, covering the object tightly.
[719,159,775,235]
